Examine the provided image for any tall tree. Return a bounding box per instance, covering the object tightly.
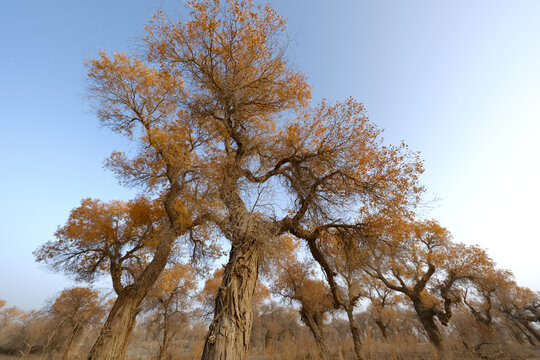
[34,3,221,354]
[35,197,209,359]
[81,0,423,358]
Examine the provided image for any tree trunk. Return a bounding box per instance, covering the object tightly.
[158,308,170,360]
[201,243,259,360]
[420,315,442,349]
[62,323,82,360]
[300,310,330,360]
[87,290,141,360]
[375,319,389,340]
[88,229,176,360]
[413,303,443,353]
[264,331,272,350]
[345,306,363,360]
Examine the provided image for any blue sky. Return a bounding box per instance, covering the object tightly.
[1,0,539,309]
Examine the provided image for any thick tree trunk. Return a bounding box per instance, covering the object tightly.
[88,228,176,360]
[87,290,140,360]
[419,315,443,349]
[413,303,443,353]
[300,310,330,360]
[345,306,363,360]
[201,243,259,360]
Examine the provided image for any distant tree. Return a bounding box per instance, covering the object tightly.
[253,301,300,352]
[49,287,105,360]
[363,276,401,340]
[145,263,197,360]
[463,268,514,328]
[0,299,28,354]
[363,220,496,353]
[498,284,540,345]
[271,237,334,360]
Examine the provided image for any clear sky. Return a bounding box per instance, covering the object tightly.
[1,0,539,309]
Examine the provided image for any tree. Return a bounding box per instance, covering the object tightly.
[35,196,210,359]
[82,0,423,358]
[271,237,334,360]
[252,301,300,353]
[145,263,197,360]
[49,287,105,360]
[364,276,401,340]
[0,299,28,354]
[498,284,540,345]
[363,220,495,353]
[317,232,366,359]
[463,268,514,328]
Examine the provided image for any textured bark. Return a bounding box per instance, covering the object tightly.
[88,229,176,360]
[201,243,259,360]
[345,306,363,360]
[87,291,140,360]
[415,305,443,353]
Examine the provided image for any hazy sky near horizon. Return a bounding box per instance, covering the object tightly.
[1,0,539,310]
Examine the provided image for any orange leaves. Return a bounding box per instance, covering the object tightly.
[144,0,310,137]
[34,197,164,285]
[150,263,197,302]
[51,287,105,327]
[87,51,183,138]
[274,98,423,225]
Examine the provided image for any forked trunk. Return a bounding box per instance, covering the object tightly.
[411,300,444,355]
[300,309,330,360]
[87,290,141,360]
[345,306,363,360]
[201,243,259,360]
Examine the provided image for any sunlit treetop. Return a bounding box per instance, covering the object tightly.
[145,0,310,133]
